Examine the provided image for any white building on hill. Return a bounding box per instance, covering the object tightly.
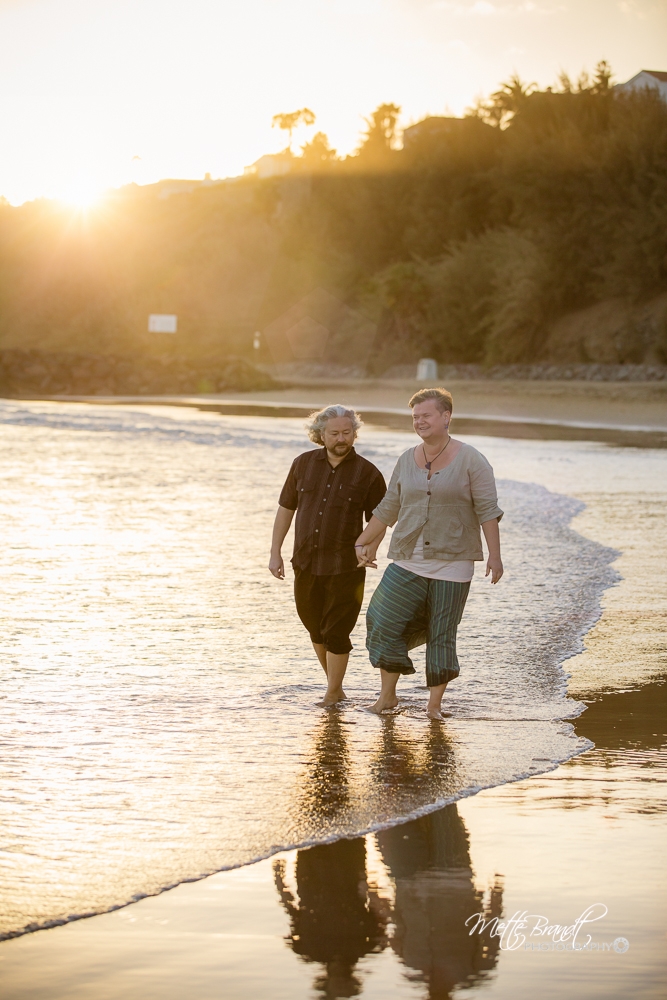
[615,70,667,102]
[244,154,292,179]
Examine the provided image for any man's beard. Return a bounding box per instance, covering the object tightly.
[331,442,352,453]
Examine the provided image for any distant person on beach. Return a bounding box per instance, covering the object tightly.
[355,387,504,720]
[269,405,386,706]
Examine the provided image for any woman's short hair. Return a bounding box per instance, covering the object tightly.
[408,387,453,414]
[306,404,363,445]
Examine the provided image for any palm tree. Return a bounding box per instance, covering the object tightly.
[483,74,537,127]
[271,108,316,152]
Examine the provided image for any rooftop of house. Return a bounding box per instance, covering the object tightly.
[402,116,485,143]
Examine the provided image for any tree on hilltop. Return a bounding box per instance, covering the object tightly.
[356,103,402,160]
[272,108,316,151]
[300,132,337,169]
[470,74,536,128]
[557,59,614,94]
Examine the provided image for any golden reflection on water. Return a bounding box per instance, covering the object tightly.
[1,402,666,957]
[0,407,665,997]
[296,713,354,826]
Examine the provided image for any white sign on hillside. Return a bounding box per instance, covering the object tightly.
[148,314,178,334]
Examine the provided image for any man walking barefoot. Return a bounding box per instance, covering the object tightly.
[269,405,386,707]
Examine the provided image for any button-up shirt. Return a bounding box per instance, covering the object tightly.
[279,447,386,576]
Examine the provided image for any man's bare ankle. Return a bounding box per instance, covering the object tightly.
[319,688,346,706]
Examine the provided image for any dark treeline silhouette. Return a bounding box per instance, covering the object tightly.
[1,62,665,379]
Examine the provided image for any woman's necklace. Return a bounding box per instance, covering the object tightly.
[423,436,451,471]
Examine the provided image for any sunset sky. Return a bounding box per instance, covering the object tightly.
[0,0,665,205]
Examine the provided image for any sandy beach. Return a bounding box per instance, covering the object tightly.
[212,377,667,432]
[52,377,667,447]
[0,397,665,1000]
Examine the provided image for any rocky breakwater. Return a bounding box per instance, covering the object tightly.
[0,350,275,397]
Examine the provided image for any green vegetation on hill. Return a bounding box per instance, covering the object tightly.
[1,62,666,372]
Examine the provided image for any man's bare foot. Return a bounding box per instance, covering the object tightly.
[369,695,399,714]
[317,689,347,707]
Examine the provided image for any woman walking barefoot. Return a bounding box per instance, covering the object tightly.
[355,388,504,720]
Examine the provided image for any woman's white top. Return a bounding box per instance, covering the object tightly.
[394,532,475,582]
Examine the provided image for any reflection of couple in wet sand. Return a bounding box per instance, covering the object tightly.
[269,387,503,720]
[273,805,502,1000]
[274,712,503,999]
[274,815,503,1000]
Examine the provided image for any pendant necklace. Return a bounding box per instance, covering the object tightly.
[423,435,451,472]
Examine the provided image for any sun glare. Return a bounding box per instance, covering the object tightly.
[58,182,106,210]
[62,192,102,209]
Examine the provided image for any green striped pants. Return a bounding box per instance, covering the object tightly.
[366,563,470,687]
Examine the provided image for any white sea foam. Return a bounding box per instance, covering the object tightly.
[0,401,621,938]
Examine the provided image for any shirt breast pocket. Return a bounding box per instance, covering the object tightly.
[331,484,365,519]
[296,481,316,506]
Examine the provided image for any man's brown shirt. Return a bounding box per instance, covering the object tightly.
[279,447,386,575]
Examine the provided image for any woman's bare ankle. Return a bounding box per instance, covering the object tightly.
[370,694,399,714]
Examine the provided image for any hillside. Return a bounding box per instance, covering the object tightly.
[0,66,665,375]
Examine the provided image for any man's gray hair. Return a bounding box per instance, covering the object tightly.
[306,404,363,446]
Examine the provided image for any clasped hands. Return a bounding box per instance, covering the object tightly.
[355,516,386,569]
[355,543,379,569]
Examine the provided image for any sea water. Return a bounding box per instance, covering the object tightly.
[0,400,660,940]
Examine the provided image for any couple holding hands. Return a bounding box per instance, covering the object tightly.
[269,388,504,720]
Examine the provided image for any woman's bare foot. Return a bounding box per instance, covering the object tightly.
[426,682,448,721]
[426,707,450,721]
[369,695,399,714]
[370,669,401,714]
[318,689,347,707]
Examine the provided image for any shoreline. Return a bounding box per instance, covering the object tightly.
[5,381,667,447]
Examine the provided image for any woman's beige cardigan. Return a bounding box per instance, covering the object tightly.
[373,442,504,562]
